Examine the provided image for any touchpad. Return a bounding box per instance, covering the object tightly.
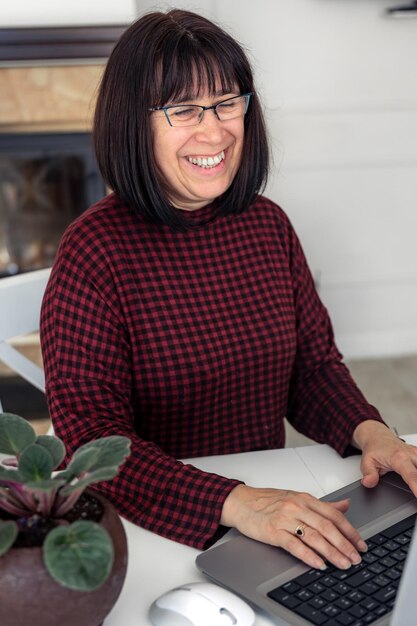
[322,479,415,528]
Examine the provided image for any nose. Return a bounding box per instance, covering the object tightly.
[195,108,224,142]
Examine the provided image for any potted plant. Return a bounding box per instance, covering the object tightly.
[0,412,131,626]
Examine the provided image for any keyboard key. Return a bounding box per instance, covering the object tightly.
[321,588,338,603]
[294,569,324,587]
[362,552,378,564]
[360,598,380,612]
[309,596,326,609]
[335,613,356,625]
[372,585,397,604]
[394,534,410,546]
[332,569,350,580]
[369,534,386,545]
[333,582,350,595]
[323,605,340,617]
[374,604,389,617]
[361,582,379,596]
[346,590,364,602]
[296,589,313,602]
[345,568,373,587]
[335,596,353,610]
[294,603,328,625]
[267,588,300,608]
[373,575,391,587]
[308,582,325,594]
[391,549,408,562]
[385,568,402,581]
[349,605,366,618]
[282,581,300,593]
[368,563,385,575]
[372,546,389,558]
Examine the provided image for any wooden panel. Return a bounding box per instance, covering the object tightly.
[0,25,126,63]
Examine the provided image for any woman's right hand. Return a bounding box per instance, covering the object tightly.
[220,484,368,570]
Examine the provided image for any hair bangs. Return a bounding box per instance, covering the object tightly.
[152,41,242,107]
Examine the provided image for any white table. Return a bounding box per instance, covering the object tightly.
[105,434,417,626]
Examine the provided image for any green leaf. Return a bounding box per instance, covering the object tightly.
[43,521,114,591]
[25,478,66,492]
[60,466,119,496]
[75,436,131,472]
[0,466,25,484]
[35,436,66,469]
[58,446,102,482]
[0,413,36,455]
[18,444,53,481]
[0,520,18,556]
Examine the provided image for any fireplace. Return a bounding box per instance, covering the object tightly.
[0,25,123,423]
[0,25,126,275]
[0,131,105,276]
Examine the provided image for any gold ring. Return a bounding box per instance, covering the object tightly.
[295,523,307,537]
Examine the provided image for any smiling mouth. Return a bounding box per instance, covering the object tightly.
[187,150,225,169]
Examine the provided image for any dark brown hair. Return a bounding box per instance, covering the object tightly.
[94,9,269,230]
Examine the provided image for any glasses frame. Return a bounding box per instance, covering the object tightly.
[149,92,253,127]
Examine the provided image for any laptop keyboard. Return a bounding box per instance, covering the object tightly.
[267,513,417,625]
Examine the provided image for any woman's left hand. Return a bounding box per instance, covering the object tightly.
[352,420,417,497]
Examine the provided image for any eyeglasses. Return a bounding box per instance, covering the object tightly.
[149,93,253,127]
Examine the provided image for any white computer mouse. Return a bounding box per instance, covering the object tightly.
[149,581,255,626]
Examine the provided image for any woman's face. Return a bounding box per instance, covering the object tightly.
[151,86,245,211]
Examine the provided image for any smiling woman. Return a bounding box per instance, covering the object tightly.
[39,8,417,574]
[93,10,268,229]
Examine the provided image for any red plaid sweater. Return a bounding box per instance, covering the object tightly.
[40,193,383,548]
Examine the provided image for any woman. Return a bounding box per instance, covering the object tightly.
[40,9,417,572]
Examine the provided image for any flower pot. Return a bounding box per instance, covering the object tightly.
[0,492,128,626]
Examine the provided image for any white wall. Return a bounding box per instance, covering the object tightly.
[2,0,417,359]
[0,0,137,26]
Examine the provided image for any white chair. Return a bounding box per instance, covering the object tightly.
[0,268,51,412]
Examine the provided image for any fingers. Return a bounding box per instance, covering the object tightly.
[278,531,328,571]
[360,440,417,497]
[221,486,368,571]
[328,498,350,513]
[298,500,367,569]
[361,468,380,489]
[277,525,354,572]
[268,511,364,571]
[389,450,417,498]
[360,456,382,488]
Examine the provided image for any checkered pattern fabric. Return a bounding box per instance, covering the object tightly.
[40,193,383,548]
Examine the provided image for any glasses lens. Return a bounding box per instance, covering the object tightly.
[216,95,250,121]
[167,105,202,127]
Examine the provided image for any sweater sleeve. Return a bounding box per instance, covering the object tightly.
[283,214,385,455]
[40,236,241,550]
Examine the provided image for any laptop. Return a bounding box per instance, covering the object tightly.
[196,473,417,625]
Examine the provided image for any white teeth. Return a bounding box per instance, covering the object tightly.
[188,150,225,168]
